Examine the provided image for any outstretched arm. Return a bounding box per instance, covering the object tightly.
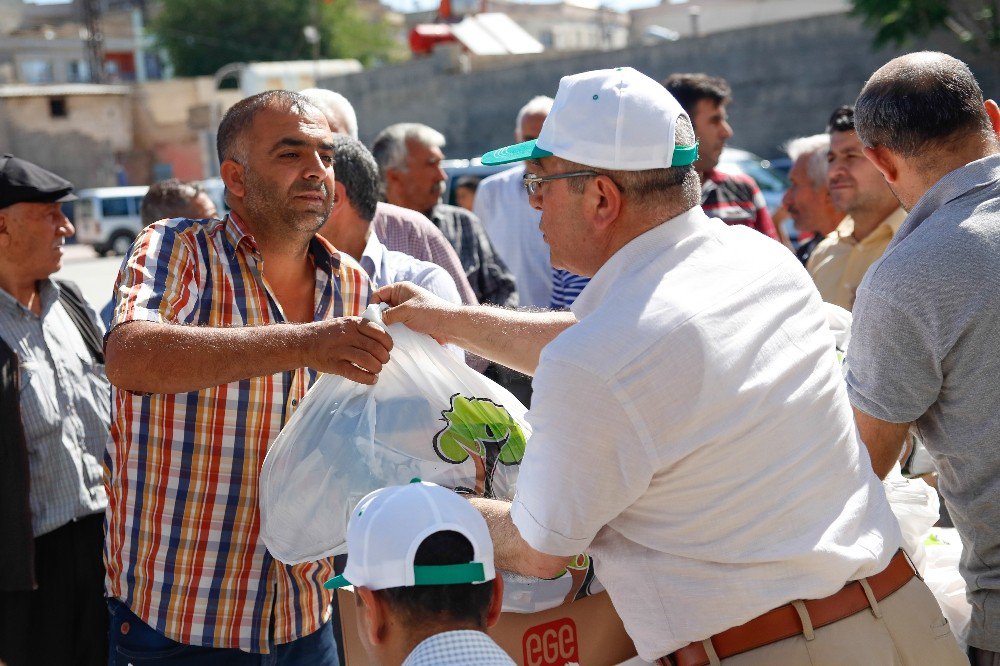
[374,282,575,376]
[105,318,392,394]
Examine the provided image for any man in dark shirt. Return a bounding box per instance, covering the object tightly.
[372,123,518,307]
[664,73,779,241]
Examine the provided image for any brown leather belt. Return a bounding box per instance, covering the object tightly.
[660,550,916,666]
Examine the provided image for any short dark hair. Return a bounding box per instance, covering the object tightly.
[331,135,380,222]
[827,105,855,134]
[662,73,732,117]
[375,531,494,629]
[140,178,205,226]
[854,52,994,157]
[216,90,322,164]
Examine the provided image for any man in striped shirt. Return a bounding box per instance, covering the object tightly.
[103,91,393,663]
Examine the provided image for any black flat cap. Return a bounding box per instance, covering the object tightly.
[0,154,77,210]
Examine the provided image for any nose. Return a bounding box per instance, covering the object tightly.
[303,151,329,180]
[436,163,448,183]
[59,213,75,238]
[781,188,793,209]
[721,120,734,140]
[527,190,543,211]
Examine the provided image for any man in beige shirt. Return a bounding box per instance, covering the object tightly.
[807,105,905,310]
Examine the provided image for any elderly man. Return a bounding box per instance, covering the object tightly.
[474,96,554,308]
[0,156,110,666]
[103,91,393,663]
[663,73,779,241]
[376,67,963,665]
[299,89,478,307]
[848,52,1000,664]
[806,106,905,311]
[782,134,842,266]
[372,123,517,308]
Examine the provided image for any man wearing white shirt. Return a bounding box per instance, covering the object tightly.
[376,67,963,665]
[474,96,554,309]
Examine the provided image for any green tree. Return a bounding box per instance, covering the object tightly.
[152,0,399,77]
[850,0,1000,51]
[432,394,527,499]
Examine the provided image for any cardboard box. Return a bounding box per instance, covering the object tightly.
[337,587,637,666]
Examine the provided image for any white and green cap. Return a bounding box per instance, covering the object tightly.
[324,481,495,591]
[482,67,697,169]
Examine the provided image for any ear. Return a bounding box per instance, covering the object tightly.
[587,175,623,233]
[356,587,388,647]
[0,208,11,249]
[485,575,504,628]
[331,181,349,216]
[220,159,247,200]
[862,145,899,184]
[985,100,1000,139]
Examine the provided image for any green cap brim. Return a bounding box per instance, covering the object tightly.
[324,574,351,590]
[323,563,486,590]
[481,140,553,166]
[483,140,698,167]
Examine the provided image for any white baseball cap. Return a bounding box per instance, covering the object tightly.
[324,481,496,591]
[481,67,697,170]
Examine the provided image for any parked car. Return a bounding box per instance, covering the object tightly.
[198,177,229,216]
[717,147,789,215]
[441,159,509,207]
[72,185,149,256]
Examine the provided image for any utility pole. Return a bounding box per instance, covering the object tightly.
[81,0,106,83]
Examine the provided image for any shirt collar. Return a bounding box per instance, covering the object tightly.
[831,207,906,246]
[0,278,60,317]
[359,231,384,283]
[893,153,1000,246]
[571,206,707,319]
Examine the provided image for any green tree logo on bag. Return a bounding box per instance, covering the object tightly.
[433,394,527,498]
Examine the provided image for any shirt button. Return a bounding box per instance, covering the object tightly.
[291,398,299,407]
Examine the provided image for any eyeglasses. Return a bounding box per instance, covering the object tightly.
[522,170,599,196]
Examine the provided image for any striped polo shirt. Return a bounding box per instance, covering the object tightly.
[104,213,370,653]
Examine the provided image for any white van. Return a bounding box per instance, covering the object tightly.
[73,185,149,256]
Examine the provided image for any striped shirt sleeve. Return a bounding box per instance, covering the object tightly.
[112,220,201,328]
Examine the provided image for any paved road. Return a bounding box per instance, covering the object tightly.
[55,243,123,311]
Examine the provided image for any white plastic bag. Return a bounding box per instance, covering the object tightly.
[921,528,971,652]
[882,463,939,570]
[260,304,528,564]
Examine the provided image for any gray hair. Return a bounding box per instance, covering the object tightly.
[855,51,995,157]
[330,135,380,222]
[371,123,447,177]
[300,88,359,139]
[562,114,701,211]
[784,134,829,189]
[516,95,554,132]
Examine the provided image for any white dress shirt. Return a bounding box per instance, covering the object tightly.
[510,206,901,661]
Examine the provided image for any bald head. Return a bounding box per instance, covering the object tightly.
[855,51,997,158]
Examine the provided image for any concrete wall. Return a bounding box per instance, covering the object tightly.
[0,92,132,188]
[319,13,1000,160]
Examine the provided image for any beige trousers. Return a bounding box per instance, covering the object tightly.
[692,577,966,665]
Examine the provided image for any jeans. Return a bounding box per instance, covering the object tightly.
[107,598,340,666]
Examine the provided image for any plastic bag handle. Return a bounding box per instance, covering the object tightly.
[362,302,390,325]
